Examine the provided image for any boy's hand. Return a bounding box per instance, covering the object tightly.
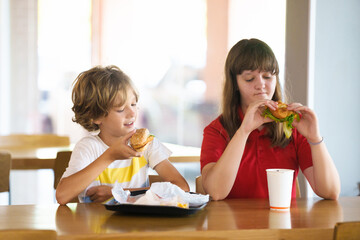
[86,185,113,202]
[106,130,142,160]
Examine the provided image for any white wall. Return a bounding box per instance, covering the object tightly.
[314,0,360,196]
[228,0,286,85]
[8,0,39,134]
[285,0,314,198]
[0,0,11,134]
[285,0,360,197]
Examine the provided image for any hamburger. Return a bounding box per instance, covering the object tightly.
[262,101,300,139]
[130,128,154,152]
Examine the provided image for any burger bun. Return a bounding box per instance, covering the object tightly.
[130,128,154,152]
[269,101,296,119]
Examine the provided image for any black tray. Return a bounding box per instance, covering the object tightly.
[104,190,207,216]
[104,202,207,216]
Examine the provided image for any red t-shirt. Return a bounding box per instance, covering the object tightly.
[200,112,313,199]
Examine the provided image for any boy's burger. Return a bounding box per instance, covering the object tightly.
[262,101,300,139]
[130,128,154,152]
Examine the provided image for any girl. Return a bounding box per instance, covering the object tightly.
[200,39,340,200]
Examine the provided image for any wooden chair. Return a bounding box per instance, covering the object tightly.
[0,134,70,149]
[53,151,78,203]
[295,177,301,198]
[53,151,72,189]
[149,174,164,185]
[195,175,206,194]
[0,151,11,204]
[168,155,200,163]
[0,229,57,240]
[63,234,226,240]
[333,221,360,240]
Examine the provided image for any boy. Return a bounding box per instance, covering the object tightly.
[56,65,189,205]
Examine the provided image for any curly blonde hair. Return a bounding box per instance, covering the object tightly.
[71,65,138,131]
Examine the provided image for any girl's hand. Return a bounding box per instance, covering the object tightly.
[86,185,113,202]
[106,130,141,160]
[240,100,277,134]
[287,103,322,143]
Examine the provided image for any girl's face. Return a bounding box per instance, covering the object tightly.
[95,88,138,142]
[236,69,276,110]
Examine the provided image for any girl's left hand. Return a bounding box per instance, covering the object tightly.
[287,103,322,143]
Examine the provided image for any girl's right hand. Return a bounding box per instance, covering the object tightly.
[106,130,141,160]
[240,100,277,134]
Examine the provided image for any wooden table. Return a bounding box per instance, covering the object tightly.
[6,146,72,169]
[5,143,200,170]
[4,143,200,205]
[1,197,359,239]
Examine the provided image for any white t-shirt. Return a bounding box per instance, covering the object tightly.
[61,134,171,202]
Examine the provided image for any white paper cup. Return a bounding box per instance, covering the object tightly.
[266,169,294,211]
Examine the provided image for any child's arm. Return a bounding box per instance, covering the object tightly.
[56,131,140,205]
[56,150,116,205]
[154,160,190,192]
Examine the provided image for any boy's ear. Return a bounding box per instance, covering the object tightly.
[93,118,102,125]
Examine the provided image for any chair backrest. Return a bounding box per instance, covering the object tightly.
[295,177,301,198]
[64,235,226,240]
[53,151,72,189]
[168,156,200,163]
[195,175,206,194]
[0,134,70,149]
[0,152,11,193]
[149,175,164,185]
[53,151,79,203]
[0,229,57,240]
[333,221,360,240]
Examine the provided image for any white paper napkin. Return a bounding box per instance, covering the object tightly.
[111,182,209,207]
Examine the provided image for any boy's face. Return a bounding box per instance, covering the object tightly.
[95,89,138,139]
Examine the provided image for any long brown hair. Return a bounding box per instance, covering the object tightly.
[220,38,290,147]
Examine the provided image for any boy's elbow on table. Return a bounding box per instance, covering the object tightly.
[56,191,70,205]
[181,181,190,192]
[55,181,76,205]
[171,177,190,192]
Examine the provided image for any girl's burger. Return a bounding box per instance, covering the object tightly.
[263,101,300,139]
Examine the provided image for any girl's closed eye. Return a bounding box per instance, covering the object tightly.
[245,78,254,82]
[263,73,274,79]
